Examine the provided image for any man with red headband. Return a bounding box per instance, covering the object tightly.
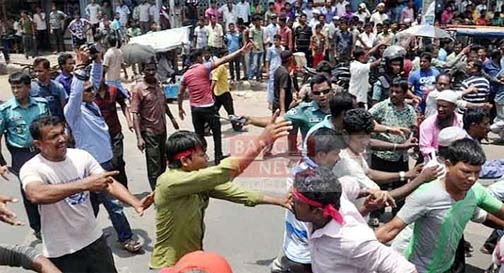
[150,111,293,269]
[291,167,417,273]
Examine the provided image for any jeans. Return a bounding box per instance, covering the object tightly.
[50,235,117,273]
[249,51,263,80]
[110,132,128,188]
[214,92,235,116]
[191,105,223,162]
[7,145,40,233]
[22,34,35,58]
[91,161,134,243]
[142,131,167,190]
[52,28,65,52]
[229,58,241,81]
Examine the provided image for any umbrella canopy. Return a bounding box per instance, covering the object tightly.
[122,43,157,65]
[398,24,452,39]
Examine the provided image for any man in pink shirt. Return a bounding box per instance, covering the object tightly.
[277,16,293,50]
[205,0,222,22]
[419,90,463,160]
[178,42,253,164]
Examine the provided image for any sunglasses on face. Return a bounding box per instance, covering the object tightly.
[312,89,332,96]
[84,86,94,93]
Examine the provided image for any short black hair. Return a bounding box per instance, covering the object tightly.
[353,48,366,59]
[306,127,346,157]
[489,49,502,60]
[444,138,486,166]
[58,53,73,68]
[189,49,204,63]
[310,74,331,92]
[463,108,489,131]
[33,57,50,69]
[420,52,433,62]
[273,34,281,40]
[436,72,451,82]
[8,72,31,85]
[30,115,65,141]
[166,130,206,169]
[391,78,409,93]
[315,61,332,73]
[343,109,375,134]
[293,167,342,209]
[329,92,354,119]
[469,59,483,71]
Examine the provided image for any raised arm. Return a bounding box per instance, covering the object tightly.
[212,41,253,69]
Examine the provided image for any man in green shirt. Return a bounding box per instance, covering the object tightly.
[376,139,504,273]
[150,112,292,268]
[20,11,36,59]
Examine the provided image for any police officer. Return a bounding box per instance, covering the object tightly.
[246,74,332,140]
[371,45,406,105]
[0,72,50,238]
[30,58,67,120]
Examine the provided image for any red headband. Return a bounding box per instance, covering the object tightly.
[172,150,195,160]
[292,188,345,225]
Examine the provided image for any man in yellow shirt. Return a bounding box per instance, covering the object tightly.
[212,50,235,117]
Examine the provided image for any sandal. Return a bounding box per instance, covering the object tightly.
[122,239,142,253]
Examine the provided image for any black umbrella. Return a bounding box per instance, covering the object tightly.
[122,43,157,65]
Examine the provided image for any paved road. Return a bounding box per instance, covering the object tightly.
[0,55,502,272]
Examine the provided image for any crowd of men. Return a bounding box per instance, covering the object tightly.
[3,0,504,273]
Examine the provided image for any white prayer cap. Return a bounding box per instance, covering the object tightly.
[438,126,467,147]
[436,90,459,104]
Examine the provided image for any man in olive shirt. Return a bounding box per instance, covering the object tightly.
[150,113,292,268]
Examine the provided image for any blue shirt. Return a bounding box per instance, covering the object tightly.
[266,45,284,74]
[408,67,440,111]
[0,97,50,148]
[64,69,113,164]
[483,59,501,95]
[90,61,103,91]
[30,80,68,120]
[56,72,73,95]
[225,32,241,53]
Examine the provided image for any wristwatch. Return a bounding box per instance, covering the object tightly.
[399,171,406,182]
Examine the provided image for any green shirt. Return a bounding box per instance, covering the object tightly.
[369,98,416,162]
[284,101,327,138]
[150,158,264,268]
[0,97,50,148]
[20,18,33,35]
[398,180,502,273]
[250,26,264,52]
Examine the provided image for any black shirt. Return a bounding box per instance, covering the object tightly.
[294,24,312,49]
[273,65,293,111]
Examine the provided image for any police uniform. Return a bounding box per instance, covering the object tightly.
[284,100,327,138]
[0,96,50,234]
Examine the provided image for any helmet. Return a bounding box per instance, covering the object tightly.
[383,45,407,63]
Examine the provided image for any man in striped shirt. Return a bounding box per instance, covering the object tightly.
[460,60,490,114]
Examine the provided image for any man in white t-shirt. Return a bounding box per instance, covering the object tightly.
[33,7,48,54]
[115,0,130,26]
[86,0,101,34]
[149,0,160,26]
[138,0,152,33]
[20,115,153,272]
[348,46,382,108]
